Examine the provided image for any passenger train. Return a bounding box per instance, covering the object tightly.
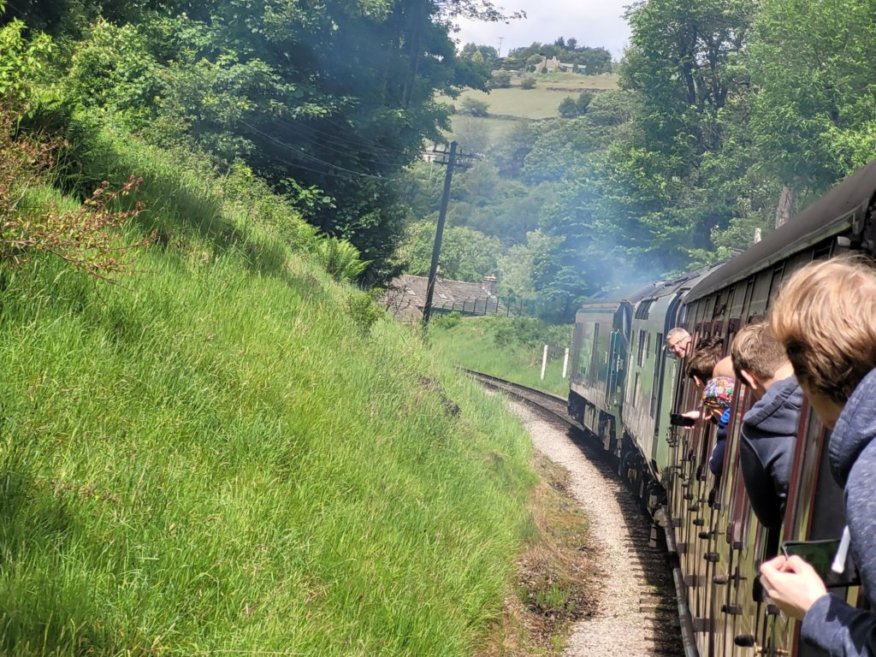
[567,159,876,657]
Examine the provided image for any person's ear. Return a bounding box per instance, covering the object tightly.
[740,369,758,390]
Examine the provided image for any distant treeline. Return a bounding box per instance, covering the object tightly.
[460,38,613,75]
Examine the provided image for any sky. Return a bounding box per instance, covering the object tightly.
[453,0,632,59]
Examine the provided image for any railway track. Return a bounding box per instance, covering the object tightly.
[466,370,689,657]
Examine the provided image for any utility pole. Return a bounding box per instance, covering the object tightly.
[422,141,477,326]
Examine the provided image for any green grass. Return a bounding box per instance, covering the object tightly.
[438,72,618,121]
[0,128,536,656]
[428,317,572,397]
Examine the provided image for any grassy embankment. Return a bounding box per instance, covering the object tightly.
[428,316,572,397]
[0,124,543,656]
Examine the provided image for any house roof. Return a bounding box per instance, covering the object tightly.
[382,274,501,320]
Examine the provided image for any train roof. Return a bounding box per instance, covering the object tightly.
[577,265,719,316]
[686,159,876,302]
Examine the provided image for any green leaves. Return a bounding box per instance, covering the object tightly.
[0,20,54,106]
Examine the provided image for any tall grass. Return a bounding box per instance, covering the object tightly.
[0,135,535,656]
[428,316,571,397]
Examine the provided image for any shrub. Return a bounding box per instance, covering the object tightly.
[459,97,489,117]
[433,310,462,329]
[315,236,369,281]
[0,107,147,278]
[0,19,54,108]
[346,288,385,334]
[519,77,537,90]
[576,91,594,114]
[489,71,512,89]
[558,97,578,118]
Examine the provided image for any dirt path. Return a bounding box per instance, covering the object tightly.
[509,401,680,657]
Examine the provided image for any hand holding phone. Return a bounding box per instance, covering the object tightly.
[670,413,697,427]
[781,539,860,588]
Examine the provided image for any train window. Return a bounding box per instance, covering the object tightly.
[588,323,601,384]
[635,299,653,319]
[650,332,663,417]
[766,265,785,304]
[811,242,833,261]
[637,329,647,366]
[633,372,641,407]
[726,387,753,545]
[785,405,846,539]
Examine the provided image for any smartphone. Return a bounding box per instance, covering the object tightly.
[670,413,697,427]
[781,539,860,588]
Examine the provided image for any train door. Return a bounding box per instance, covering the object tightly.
[776,404,850,657]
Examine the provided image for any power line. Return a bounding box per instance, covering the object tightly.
[239,119,394,183]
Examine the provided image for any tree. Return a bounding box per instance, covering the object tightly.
[604,0,757,269]
[520,77,536,89]
[396,220,500,282]
[496,230,561,301]
[748,0,876,200]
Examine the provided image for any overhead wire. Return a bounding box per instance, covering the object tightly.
[267,117,412,169]
[239,119,398,183]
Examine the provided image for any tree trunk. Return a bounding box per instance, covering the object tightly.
[774,185,796,228]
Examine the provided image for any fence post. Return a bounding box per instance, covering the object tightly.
[540,344,548,380]
[562,347,570,379]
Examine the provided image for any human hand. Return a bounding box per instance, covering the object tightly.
[682,410,701,420]
[759,555,828,620]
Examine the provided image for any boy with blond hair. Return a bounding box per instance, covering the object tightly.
[730,322,802,529]
[758,257,876,657]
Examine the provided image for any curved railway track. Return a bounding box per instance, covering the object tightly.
[466,369,690,657]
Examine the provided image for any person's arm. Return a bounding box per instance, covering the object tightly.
[760,555,876,657]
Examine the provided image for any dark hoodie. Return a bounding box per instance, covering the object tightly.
[739,376,803,529]
[801,368,876,657]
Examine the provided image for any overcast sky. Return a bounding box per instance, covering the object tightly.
[453,0,632,59]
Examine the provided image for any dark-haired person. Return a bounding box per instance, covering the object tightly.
[677,335,725,426]
[731,322,802,529]
[686,335,724,388]
[759,257,876,657]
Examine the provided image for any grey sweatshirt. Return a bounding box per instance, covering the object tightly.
[801,368,876,657]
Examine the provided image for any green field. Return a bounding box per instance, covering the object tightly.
[439,72,619,121]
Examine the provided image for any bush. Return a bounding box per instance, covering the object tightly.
[493,317,543,347]
[0,107,147,278]
[346,288,384,334]
[492,316,570,349]
[519,77,537,90]
[459,97,489,117]
[314,236,369,282]
[433,310,462,330]
[558,97,578,118]
[489,71,512,89]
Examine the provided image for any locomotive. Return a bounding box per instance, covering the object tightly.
[567,159,876,657]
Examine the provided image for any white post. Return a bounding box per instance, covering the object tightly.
[562,347,569,379]
[540,344,548,380]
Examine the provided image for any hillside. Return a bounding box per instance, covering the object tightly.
[0,121,538,656]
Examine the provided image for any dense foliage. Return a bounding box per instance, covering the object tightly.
[1,0,511,283]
